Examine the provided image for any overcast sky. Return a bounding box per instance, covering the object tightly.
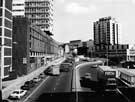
[53,0,135,45]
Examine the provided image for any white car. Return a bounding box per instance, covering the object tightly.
[8,89,27,99]
[33,77,40,83]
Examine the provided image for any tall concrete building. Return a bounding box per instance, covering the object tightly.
[12,0,54,34]
[94,16,129,64]
[12,0,25,16]
[0,0,13,79]
[94,16,119,46]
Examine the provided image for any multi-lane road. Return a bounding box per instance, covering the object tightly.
[9,61,134,102]
[23,65,73,102]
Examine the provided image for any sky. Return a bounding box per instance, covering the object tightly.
[53,0,135,45]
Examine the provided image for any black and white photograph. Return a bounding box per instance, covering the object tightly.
[1,0,135,102]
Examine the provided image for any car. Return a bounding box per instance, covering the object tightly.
[39,73,45,79]
[20,84,30,90]
[44,67,51,75]
[33,77,40,83]
[2,99,9,102]
[8,89,27,99]
[23,80,35,88]
[81,73,92,81]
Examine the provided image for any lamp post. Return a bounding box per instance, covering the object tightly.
[0,42,17,100]
[106,45,109,66]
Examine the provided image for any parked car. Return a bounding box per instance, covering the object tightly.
[20,84,30,90]
[39,73,45,79]
[44,67,51,75]
[2,99,9,102]
[22,80,35,89]
[8,89,27,99]
[33,77,40,83]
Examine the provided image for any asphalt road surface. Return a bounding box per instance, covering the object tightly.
[24,66,73,102]
[24,61,133,102]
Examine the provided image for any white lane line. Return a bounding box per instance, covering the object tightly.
[117,89,132,102]
[23,76,50,102]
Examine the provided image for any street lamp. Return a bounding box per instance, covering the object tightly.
[106,45,109,66]
[0,41,17,100]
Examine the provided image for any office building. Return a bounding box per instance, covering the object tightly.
[94,16,128,64]
[94,16,119,47]
[0,0,13,79]
[12,0,54,34]
[25,0,54,34]
[12,16,58,76]
[12,0,25,16]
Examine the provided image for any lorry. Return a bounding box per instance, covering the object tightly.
[48,65,60,76]
[97,66,117,90]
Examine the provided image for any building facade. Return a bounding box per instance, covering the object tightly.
[12,0,25,16]
[0,0,13,79]
[25,0,53,33]
[12,0,54,34]
[127,45,135,61]
[94,16,119,47]
[77,40,95,57]
[13,16,58,76]
[94,16,129,64]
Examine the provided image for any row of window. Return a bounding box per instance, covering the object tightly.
[25,2,50,7]
[25,8,50,12]
[29,26,58,54]
[26,13,49,18]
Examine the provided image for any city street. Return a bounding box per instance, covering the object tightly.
[23,61,133,102]
[73,62,132,102]
[23,64,73,102]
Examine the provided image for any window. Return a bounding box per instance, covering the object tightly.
[4,28,11,37]
[4,38,12,47]
[5,19,12,29]
[4,57,11,65]
[5,0,12,10]
[0,28,2,36]
[4,48,11,56]
[0,9,2,17]
[0,0,3,7]
[0,18,2,26]
[5,10,12,20]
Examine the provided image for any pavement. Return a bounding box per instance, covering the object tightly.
[2,57,65,99]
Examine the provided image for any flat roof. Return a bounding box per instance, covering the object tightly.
[98,66,116,71]
[119,69,135,76]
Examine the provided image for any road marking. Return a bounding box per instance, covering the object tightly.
[117,89,132,102]
[23,76,50,102]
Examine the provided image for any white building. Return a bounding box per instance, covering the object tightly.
[12,0,25,16]
[94,16,119,45]
[127,45,135,61]
[12,0,54,34]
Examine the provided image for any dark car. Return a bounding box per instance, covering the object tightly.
[21,80,35,90]
[2,100,9,102]
[39,73,45,79]
[20,84,30,90]
[44,67,51,75]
